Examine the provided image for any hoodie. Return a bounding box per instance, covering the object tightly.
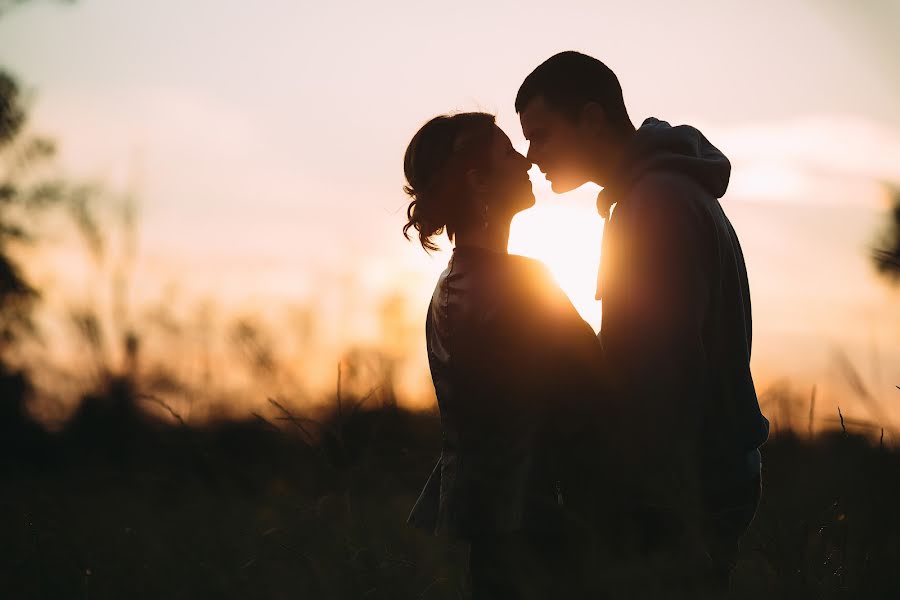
[595,117,769,491]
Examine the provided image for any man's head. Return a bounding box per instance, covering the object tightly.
[516,51,634,192]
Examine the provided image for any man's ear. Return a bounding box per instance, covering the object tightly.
[580,101,607,136]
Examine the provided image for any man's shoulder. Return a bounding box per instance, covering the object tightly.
[629,170,708,208]
[622,170,715,226]
[615,171,717,256]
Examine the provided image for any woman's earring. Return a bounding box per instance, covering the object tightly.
[482,204,489,230]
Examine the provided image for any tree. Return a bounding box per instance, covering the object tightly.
[0,70,44,353]
[0,68,105,363]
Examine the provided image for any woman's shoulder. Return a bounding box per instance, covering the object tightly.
[505,255,590,322]
[505,253,552,277]
[442,248,552,288]
[434,248,561,308]
[504,254,559,295]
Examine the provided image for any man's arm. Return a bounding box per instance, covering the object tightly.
[615,174,711,465]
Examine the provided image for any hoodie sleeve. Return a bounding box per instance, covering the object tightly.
[613,172,710,456]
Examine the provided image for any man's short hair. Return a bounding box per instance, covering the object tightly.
[515,51,632,134]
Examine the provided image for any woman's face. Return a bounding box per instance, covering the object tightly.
[483,126,536,218]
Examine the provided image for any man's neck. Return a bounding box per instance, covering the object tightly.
[590,128,635,188]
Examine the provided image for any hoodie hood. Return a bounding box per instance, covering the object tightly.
[597,118,731,218]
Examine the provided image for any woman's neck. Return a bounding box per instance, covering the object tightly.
[454,218,512,254]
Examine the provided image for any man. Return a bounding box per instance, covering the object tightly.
[516,51,770,592]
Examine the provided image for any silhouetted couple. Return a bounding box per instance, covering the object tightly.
[404,52,769,599]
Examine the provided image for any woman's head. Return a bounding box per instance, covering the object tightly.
[403,112,534,251]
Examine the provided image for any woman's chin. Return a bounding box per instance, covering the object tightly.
[505,188,535,214]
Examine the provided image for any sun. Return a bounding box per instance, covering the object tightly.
[507,196,605,331]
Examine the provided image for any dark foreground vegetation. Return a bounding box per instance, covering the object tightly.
[1,4,899,598]
[3,372,900,600]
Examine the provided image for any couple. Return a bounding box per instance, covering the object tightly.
[403,52,769,599]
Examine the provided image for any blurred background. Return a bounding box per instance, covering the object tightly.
[3,2,900,598]
[1,0,898,432]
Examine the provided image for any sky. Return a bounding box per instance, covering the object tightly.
[1,0,898,426]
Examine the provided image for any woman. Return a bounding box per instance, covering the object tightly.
[402,112,606,599]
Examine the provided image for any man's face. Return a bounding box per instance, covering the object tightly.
[519,96,594,194]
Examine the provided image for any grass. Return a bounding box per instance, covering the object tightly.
[2,376,900,599]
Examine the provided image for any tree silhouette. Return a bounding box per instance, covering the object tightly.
[0,70,42,353]
[0,1,85,362]
[0,68,105,365]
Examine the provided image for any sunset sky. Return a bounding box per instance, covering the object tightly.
[1,0,898,425]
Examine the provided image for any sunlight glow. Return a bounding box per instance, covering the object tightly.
[508,201,604,331]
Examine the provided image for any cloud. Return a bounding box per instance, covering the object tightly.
[712,114,900,204]
[720,114,900,179]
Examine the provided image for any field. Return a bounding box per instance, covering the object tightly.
[3,375,900,599]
